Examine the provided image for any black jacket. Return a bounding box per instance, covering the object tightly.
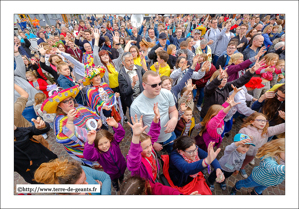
[215,54,229,70]
[167,54,177,69]
[148,43,169,63]
[130,34,142,49]
[200,70,254,118]
[118,65,145,108]
[231,35,248,53]
[75,37,106,52]
[14,123,57,184]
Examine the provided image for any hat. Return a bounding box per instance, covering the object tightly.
[159,32,167,40]
[245,77,265,89]
[41,85,80,114]
[100,25,106,29]
[194,25,207,36]
[82,66,106,86]
[270,17,276,21]
[234,134,255,146]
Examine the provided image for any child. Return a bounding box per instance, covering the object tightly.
[33,93,56,129]
[269,25,284,42]
[207,134,255,192]
[83,117,126,191]
[175,103,202,138]
[119,175,181,195]
[271,59,285,86]
[127,103,161,184]
[237,112,285,178]
[167,44,177,70]
[231,138,285,195]
[150,50,171,77]
[195,85,241,152]
[26,71,49,97]
[177,79,196,111]
[254,53,284,99]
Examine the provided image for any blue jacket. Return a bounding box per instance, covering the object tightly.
[262,34,272,49]
[269,32,284,42]
[57,75,83,105]
[101,44,113,60]
[169,147,221,187]
[169,35,187,49]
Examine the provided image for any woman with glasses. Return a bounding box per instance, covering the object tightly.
[41,86,103,168]
[165,136,223,195]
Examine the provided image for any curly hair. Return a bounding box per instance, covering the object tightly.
[256,138,285,164]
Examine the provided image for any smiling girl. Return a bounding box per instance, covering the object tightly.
[83,117,126,191]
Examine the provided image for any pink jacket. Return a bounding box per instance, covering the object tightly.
[239,123,285,156]
[149,181,181,195]
[255,65,282,81]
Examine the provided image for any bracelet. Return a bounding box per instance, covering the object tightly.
[14,51,19,53]
[203,159,211,174]
[203,158,208,166]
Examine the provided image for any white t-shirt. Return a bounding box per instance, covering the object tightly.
[130,88,176,143]
[194,39,201,50]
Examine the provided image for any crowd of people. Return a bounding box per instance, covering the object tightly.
[14,13,285,195]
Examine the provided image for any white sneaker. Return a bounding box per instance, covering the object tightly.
[249,158,255,166]
[197,106,202,112]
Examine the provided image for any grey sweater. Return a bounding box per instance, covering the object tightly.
[218,143,246,173]
[14,54,39,107]
[93,45,124,86]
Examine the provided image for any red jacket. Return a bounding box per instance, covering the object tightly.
[66,46,83,62]
[193,62,217,88]
[29,78,49,97]
[36,63,48,81]
[148,181,181,195]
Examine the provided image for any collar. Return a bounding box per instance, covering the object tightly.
[125,65,137,74]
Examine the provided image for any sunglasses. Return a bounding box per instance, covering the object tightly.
[61,98,74,104]
[275,92,285,100]
[144,81,162,88]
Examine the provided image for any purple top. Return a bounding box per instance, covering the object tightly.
[127,120,161,183]
[83,124,126,180]
[227,57,255,82]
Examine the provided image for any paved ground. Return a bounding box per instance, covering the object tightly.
[14,107,285,195]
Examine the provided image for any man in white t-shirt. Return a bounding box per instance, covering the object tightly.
[193,29,202,49]
[130,71,178,153]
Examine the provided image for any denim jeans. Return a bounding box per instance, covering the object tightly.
[22,105,37,126]
[235,175,268,194]
[196,87,205,107]
[160,132,176,154]
[221,117,233,138]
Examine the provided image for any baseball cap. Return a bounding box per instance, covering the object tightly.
[233,134,255,146]
[159,32,167,40]
[100,25,106,29]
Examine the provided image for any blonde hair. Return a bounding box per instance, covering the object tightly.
[140,39,155,49]
[57,61,69,72]
[228,53,243,65]
[186,37,194,45]
[199,104,224,136]
[34,93,47,105]
[142,70,159,83]
[241,112,269,136]
[167,44,176,55]
[199,54,208,62]
[256,138,285,164]
[263,53,279,66]
[26,70,37,78]
[209,70,228,82]
[263,24,273,34]
[276,59,285,67]
[34,158,82,184]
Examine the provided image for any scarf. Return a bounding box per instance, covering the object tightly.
[50,64,57,72]
[178,150,200,178]
[144,154,157,181]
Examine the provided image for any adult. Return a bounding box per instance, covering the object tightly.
[41,86,103,167]
[14,35,32,58]
[262,24,273,49]
[34,158,111,195]
[242,34,265,67]
[200,59,261,120]
[169,27,187,50]
[147,27,158,43]
[65,39,83,62]
[195,39,212,63]
[167,136,223,195]
[14,46,39,124]
[24,28,37,39]
[126,27,142,48]
[129,45,147,70]
[130,71,178,154]
[192,26,205,49]
[213,21,235,66]
[93,29,127,92]
[204,18,221,60]
[251,84,285,127]
[118,52,146,114]
[148,32,169,63]
[230,24,249,53]
[100,25,113,43]
[38,46,60,82]
[75,29,102,52]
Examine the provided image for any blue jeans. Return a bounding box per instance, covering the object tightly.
[221,117,233,137]
[199,116,204,122]
[196,87,205,107]
[235,175,268,195]
[212,55,219,66]
[22,105,37,126]
[160,132,176,154]
[233,111,246,119]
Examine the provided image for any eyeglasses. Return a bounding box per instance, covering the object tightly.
[240,28,247,30]
[144,81,162,88]
[185,145,198,155]
[255,119,268,123]
[227,47,235,50]
[61,98,74,104]
[130,50,137,53]
[275,92,285,100]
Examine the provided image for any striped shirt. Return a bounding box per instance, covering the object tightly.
[251,157,285,187]
[54,105,101,166]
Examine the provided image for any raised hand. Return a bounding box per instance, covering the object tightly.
[256,46,267,58]
[263,91,276,99]
[38,46,47,55]
[215,169,225,183]
[154,62,160,70]
[115,92,120,98]
[205,142,221,164]
[14,43,20,52]
[185,79,196,92]
[87,130,97,145]
[192,54,200,67]
[251,57,266,73]
[97,119,102,129]
[226,97,241,108]
[106,117,118,128]
[67,108,77,122]
[180,103,187,112]
[94,28,100,40]
[142,19,146,26]
[32,117,46,129]
[218,66,228,80]
[230,84,242,97]
[127,114,148,137]
[113,33,119,44]
[153,102,160,121]
[278,110,285,120]
[201,61,210,72]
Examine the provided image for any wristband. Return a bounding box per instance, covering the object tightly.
[14,51,19,53]
[203,159,211,174]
